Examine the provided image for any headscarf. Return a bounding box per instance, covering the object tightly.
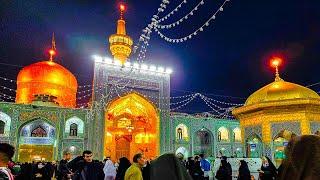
[150,153,192,180]
[278,135,320,180]
[103,160,116,178]
[116,157,131,180]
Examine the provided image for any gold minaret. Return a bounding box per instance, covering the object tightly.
[109,4,133,65]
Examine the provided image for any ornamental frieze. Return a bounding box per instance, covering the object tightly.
[19,111,58,122]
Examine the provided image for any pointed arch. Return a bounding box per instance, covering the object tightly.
[65,116,84,135]
[106,92,158,132]
[0,111,11,136]
[233,127,241,142]
[218,126,229,142]
[175,124,188,140]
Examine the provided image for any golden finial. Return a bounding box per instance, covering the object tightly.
[270,57,283,81]
[119,4,125,20]
[49,32,56,61]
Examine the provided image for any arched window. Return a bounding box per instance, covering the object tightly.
[31,126,47,137]
[69,123,78,136]
[233,128,241,142]
[218,131,222,142]
[0,121,5,134]
[217,127,229,142]
[65,117,84,136]
[177,128,183,140]
[175,124,188,140]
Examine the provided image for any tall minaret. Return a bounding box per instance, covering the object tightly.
[109,3,133,65]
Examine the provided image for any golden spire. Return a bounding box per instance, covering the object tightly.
[270,57,283,81]
[49,32,56,61]
[109,3,133,65]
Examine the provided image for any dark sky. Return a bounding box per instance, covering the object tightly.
[1,0,320,112]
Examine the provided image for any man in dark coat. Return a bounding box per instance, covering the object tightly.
[72,150,104,180]
[58,152,72,180]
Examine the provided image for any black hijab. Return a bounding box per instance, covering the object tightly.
[150,153,192,180]
[116,157,131,180]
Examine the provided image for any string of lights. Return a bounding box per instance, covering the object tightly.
[168,93,198,111]
[156,0,205,29]
[0,76,16,83]
[200,94,232,111]
[202,94,243,106]
[157,0,188,23]
[154,0,231,43]
[134,0,171,62]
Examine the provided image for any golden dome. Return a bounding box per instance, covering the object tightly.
[245,79,320,105]
[16,61,78,107]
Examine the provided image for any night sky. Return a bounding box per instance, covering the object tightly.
[1,0,320,112]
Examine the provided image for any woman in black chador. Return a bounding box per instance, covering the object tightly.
[115,157,131,180]
[150,153,192,180]
[237,160,251,180]
[215,158,232,180]
[278,135,320,180]
[258,156,277,180]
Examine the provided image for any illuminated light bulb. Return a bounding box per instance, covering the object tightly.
[141,64,148,70]
[114,60,122,66]
[165,68,173,74]
[93,55,103,62]
[124,62,131,67]
[133,63,140,69]
[119,4,126,12]
[49,49,56,56]
[149,65,157,71]
[104,57,113,64]
[270,57,282,68]
[157,67,165,73]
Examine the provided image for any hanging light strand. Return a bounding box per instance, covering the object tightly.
[134,0,171,62]
[156,0,205,29]
[157,0,188,23]
[154,0,231,43]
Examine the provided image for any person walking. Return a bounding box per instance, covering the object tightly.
[72,150,104,180]
[215,157,232,180]
[115,157,131,180]
[150,153,192,180]
[58,152,73,180]
[199,154,211,180]
[124,153,145,180]
[258,156,277,180]
[103,159,116,180]
[0,143,15,180]
[237,160,251,180]
[278,135,320,180]
[193,156,204,180]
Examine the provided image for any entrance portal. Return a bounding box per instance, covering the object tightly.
[193,128,213,156]
[18,120,56,162]
[105,93,159,161]
[115,136,131,160]
[273,130,296,167]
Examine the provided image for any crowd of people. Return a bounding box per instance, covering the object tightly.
[0,134,320,180]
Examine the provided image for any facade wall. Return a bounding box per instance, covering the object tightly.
[91,62,170,159]
[0,102,89,161]
[170,113,243,158]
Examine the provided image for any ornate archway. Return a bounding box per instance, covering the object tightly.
[273,130,296,167]
[18,119,56,162]
[193,128,214,156]
[104,92,159,160]
[246,135,262,158]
